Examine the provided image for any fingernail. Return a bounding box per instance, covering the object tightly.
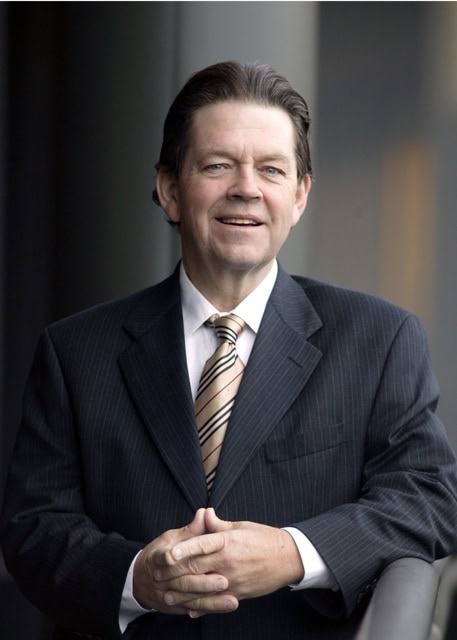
[174,547,182,560]
[154,569,162,580]
[225,599,236,611]
[216,578,226,591]
[189,610,200,619]
[164,593,175,605]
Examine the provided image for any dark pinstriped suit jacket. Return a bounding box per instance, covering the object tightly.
[2,264,457,640]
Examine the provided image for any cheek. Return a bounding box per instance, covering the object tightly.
[272,204,300,232]
[182,193,215,223]
[179,206,210,244]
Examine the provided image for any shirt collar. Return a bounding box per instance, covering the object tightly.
[180,261,278,338]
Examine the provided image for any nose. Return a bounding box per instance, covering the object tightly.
[226,167,262,201]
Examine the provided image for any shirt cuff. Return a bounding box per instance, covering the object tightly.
[119,552,153,633]
[282,527,338,591]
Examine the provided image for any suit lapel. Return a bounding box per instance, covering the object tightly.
[117,267,323,510]
[210,269,323,507]
[119,270,208,510]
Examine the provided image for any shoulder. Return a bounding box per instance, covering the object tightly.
[285,276,435,381]
[293,275,409,319]
[289,275,424,339]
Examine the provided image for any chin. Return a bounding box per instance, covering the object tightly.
[216,253,272,274]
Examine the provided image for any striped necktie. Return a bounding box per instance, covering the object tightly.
[195,313,245,492]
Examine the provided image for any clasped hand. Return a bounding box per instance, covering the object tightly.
[133,508,303,617]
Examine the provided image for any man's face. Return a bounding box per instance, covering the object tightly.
[157,101,311,290]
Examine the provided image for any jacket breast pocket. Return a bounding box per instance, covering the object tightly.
[264,422,345,462]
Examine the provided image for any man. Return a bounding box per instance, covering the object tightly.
[2,61,457,640]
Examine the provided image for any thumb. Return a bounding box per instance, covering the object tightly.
[186,508,208,536]
[204,508,233,533]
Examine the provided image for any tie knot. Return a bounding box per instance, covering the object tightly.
[206,313,245,345]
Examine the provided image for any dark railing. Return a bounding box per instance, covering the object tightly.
[355,557,455,640]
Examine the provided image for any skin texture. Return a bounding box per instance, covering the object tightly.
[133,100,310,616]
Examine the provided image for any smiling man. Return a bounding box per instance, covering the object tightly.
[157,100,310,309]
[2,61,457,640]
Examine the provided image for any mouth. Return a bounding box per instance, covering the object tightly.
[216,217,261,227]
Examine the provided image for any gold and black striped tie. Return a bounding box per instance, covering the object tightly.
[195,313,245,492]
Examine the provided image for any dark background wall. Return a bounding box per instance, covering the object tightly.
[1,3,456,638]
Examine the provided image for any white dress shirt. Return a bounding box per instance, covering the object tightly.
[119,261,335,633]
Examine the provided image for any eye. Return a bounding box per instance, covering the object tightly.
[204,163,226,173]
[262,166,284,176]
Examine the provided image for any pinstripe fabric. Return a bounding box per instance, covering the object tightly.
[196,314,245,491]
[1,264,457,640]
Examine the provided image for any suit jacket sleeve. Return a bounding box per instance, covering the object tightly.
[295,313,457,617]
[0,328,142,638]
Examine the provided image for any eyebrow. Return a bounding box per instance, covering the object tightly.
[198,150,291,166]
[257,154,291,165]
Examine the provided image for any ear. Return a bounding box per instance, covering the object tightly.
[155,169,181,224]
[291,175,312,226]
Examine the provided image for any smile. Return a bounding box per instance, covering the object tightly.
[217,218,261,226]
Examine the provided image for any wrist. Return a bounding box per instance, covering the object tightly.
[278,528,305,586]
[132,548,153,609]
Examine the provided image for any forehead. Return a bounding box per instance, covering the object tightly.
[188,101,296,155]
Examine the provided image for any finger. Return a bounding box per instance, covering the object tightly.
[163,573,229,606]
[185,593,239,615]
[162,572,228,594]
[153,512,210,569]
[188,610,205,619]
[171,531,225,563]
[187,508,208,536]
[154,533,226,581]
[204,508,234,533]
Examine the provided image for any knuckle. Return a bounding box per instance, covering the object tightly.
[177,575,193,592]
[163,549,176,567]
[197,538,207,553]
[187,557,201,574]
[192,597,204,610]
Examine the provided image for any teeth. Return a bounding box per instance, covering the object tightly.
[220,218,258,225]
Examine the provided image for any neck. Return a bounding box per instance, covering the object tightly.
[184,262,274,311]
